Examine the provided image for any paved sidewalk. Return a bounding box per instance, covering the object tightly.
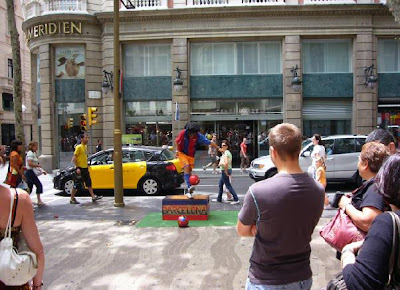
[34,197,340,290]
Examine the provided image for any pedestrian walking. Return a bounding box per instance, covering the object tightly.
[202,134,219,174]
[237,123,324,289]
[223,175,234,201]
[215,140,239,205]
[25,141,46,206]
[95,139,102,152]
[70,133,103,204]
[175,122,219,198]
[0,151,45,289]
[331,152,400,290]
[307,134,326,178]
[240,137,249,172]
[6,140,27,189]
[314,156,330,208]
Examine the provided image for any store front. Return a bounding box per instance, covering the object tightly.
[378,106,400,148]
[124,100,173,147]
[191,97,283,166]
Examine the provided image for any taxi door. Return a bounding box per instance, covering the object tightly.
[121,150,147,189]
[123,161,146,189]
[88,151,115,189]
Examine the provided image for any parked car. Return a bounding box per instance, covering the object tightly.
[258,137,269,157]
[54,146,184,195]
[248,135,367,183]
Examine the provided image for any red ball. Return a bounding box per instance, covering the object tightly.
[178,215,189,227]
[189,174,200,186]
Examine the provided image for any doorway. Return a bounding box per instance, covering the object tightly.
[216,121,254,167]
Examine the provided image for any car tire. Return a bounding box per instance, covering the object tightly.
[265,168,277,179]
[62,178,74,196]
[139,176,161,195]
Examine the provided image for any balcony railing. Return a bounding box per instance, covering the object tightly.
[190,0,285,6]
[303,0,356,4]
[120,0,168,9]
[43,0,87,13]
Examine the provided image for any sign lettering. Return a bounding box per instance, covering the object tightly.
[26,21,82,41]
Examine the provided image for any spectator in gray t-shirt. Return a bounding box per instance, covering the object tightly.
[237,123,325,290]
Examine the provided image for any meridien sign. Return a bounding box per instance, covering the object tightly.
[26,21,82,41]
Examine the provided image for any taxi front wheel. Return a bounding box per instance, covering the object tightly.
[139,177,161,195]
[63,178,74,195]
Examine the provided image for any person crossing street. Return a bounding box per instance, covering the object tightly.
[70,133,102,204]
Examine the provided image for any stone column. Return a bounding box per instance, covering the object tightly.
[172,38,189,140]
[353,32,378,135]
[85,42,103,154]
[283,36,303,131]
[38,44,56,172]
[30,52,39,143]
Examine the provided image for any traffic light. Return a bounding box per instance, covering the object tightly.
[88,107,98,126]
[67,118,73,129]
[80,114,87,132]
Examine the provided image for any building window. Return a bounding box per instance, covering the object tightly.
[191,41,282,76]
[302,40,352,73]
[1,124,15,146]
[125,101,172,117]
[378,39,400,73]
[125,122,172,146]
[302,99,352,136]
[2,93,14,111]
[123,44,171,77]
[191,99,282,115]
[8,59,13,78]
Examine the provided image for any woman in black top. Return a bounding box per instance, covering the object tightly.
[341,152,400,290]
[338,142,389,232]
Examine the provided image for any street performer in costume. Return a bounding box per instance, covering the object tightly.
[175,122,219,198]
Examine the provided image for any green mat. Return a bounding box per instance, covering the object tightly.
[136,210,239,228]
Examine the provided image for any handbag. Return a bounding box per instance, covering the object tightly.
[0,190,38,286]
[17,180,29,192]
[326,212,400,290]
[320,208,366,252]
[4,171,18,188]
[4,162,19,188]
[33,167,42,177]
[326,272,347,290]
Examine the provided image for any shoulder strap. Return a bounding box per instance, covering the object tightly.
[387,211,400,285]
[11,189,19,227]
[5,189,15,238]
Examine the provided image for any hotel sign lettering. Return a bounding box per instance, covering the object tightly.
[26,21,82,41]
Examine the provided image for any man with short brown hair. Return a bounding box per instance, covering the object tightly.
[237,123,324,290]
[70,133,103,204]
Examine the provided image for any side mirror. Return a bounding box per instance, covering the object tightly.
[303,151,311,157]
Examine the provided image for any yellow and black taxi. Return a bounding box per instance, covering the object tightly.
[54,146,184,195]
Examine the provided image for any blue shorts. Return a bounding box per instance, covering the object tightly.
[245,277,312,290]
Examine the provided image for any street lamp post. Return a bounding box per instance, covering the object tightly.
[113,0,124,207]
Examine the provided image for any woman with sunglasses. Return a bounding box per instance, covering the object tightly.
[216,140,239,205]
